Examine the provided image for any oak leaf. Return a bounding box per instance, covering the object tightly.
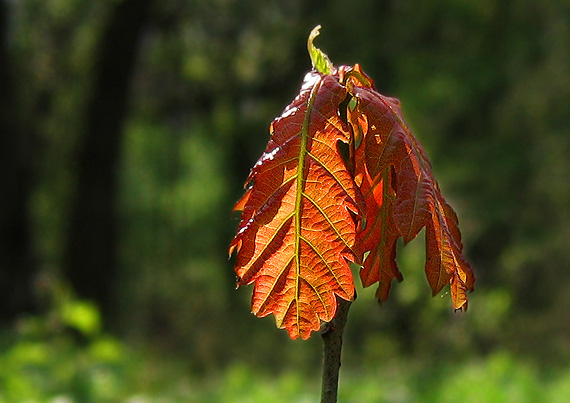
[229,72,362,339]
[343,65,475,309]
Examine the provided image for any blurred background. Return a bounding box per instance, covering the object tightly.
[1,0,569,401]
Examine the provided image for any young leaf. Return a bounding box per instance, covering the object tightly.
[307,25,334,75]
[345,69,475,310]
[229,72,361,339]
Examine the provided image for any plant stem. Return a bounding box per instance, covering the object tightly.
[320,297,352,403]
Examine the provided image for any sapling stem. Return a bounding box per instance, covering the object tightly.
[320,297,352,403]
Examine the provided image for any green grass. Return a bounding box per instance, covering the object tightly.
[3,340,570,402]
[1,295,569,402]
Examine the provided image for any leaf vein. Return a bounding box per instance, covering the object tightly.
[302,191,352,252]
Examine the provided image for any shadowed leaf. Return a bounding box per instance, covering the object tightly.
[344,65,475,309]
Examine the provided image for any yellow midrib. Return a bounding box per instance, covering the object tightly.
[293,76,322,333]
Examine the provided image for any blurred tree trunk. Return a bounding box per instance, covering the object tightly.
[65,0,151,324]
[0,0,38,324]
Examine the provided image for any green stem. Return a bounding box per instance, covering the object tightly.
[320,297,352,403]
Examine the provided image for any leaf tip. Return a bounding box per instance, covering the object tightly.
[307,25,334,74]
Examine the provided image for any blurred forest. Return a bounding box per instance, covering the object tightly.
[1,0,570,400]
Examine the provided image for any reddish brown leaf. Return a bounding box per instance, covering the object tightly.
[346,78,403,302]
[357,166,402,302]
[344,65,475,309]
[229,72,362,339]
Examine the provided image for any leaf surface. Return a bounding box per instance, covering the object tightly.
[229,72,361,339]
[346,75,403,302]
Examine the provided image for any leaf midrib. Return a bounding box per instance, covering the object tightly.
[293,75,322,332]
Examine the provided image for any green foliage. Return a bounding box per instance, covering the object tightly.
[182,355,570,402]
[1,302,569,402]
[0,287,127,401]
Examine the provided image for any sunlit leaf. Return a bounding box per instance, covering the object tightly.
[230,72,361,339]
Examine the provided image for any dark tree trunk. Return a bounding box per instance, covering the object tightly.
[0,0,38,324]
[65,0,151,324]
